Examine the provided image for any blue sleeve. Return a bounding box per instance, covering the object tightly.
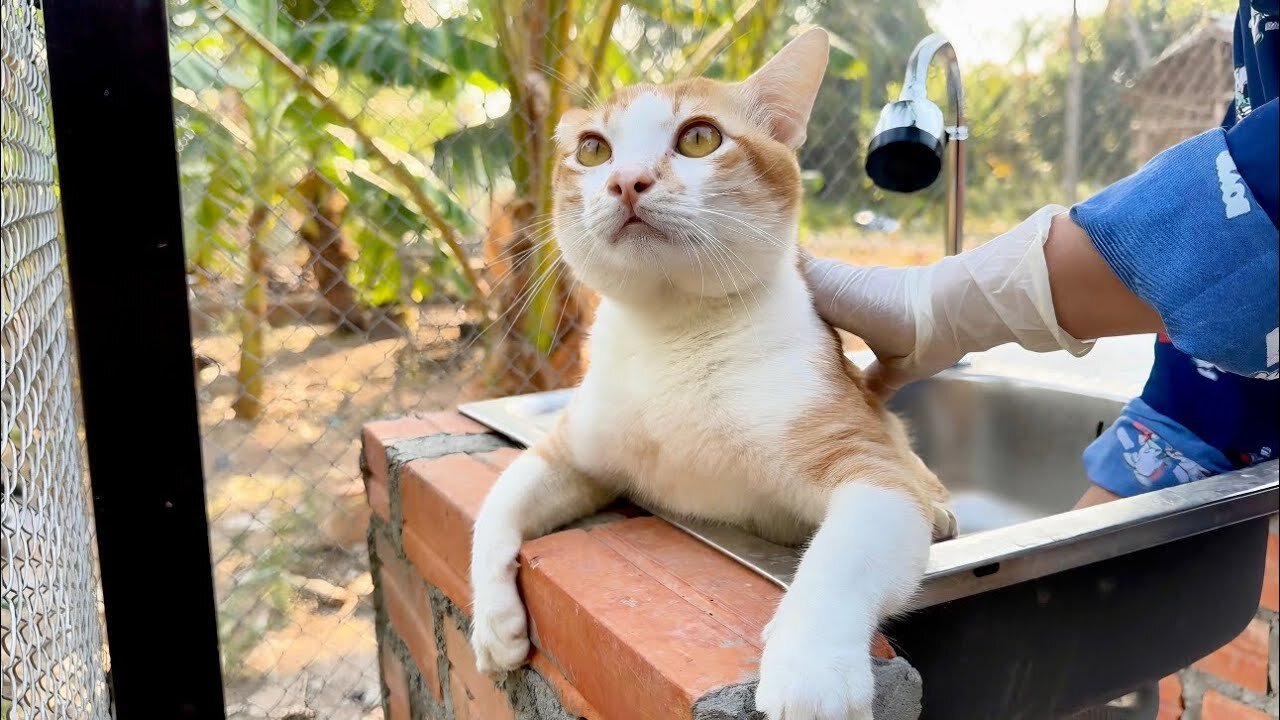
[1070,99,1279,380]
[1225,99,1278,225]
[1083,398,1236,497]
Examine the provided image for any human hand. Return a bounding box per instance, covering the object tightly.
[804,205,1092,397]
[802,256,930,397]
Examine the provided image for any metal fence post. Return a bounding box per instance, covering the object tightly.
[42,1,227,718]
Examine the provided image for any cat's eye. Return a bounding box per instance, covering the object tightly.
[676,122,722,158]
[576,135,612,166]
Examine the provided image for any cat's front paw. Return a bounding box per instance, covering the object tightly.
[470,582,531,675]
[755,612,875,720]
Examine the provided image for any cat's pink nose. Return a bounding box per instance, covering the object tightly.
[607,169,655,210]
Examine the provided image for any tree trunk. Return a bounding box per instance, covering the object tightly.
[296,170,366,333]
[233,204,270,420]
[1062,1,1083,204]
[471,1,624,398]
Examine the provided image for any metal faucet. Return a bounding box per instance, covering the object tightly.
[865,33,967,256]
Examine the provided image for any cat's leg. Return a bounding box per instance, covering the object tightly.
[469,439,614,674]
[755,482,930,720]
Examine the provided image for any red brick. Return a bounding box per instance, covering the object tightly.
[361,412,492,521]
[588,516,895,660]
[443,618,516,720]
[519,524,763,720]
[421,410,490,436]
[530,653,603,720]
[377,534,443,701]
[403,523,472,611]
[1193,618,1270,693]
[400,453,501,608]
[1200,690,1271,720]
[381,443,902,720]
[362,415,442,520]
[1157,674,1183,720]
[379,642,411,720]
[366,479,392,523]
[1260,523,1278,612]
[472,447,523,472]
[591,517,780,640]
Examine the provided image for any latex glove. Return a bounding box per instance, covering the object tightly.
[805,205,1092,396]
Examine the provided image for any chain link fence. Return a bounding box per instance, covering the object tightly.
[1,1,112,718]
[165,1,1237,717]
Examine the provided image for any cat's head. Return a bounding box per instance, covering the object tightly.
[551,28,828,304]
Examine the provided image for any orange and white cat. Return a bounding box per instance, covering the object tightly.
[469,28,948,719]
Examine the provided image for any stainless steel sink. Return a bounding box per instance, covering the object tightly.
[460,359,1278,718]
[459,368,1275,605]
[888,372,1126,534]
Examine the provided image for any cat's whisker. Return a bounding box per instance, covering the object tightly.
[702,229,769,327]
[481,237,560,295]
[462,222,593,358]
[527,55,600,109]
[482,233,556,272]
[499,257,569,351]
[692,209,790,249]
[692,228,748,322]
[479,211,585,273]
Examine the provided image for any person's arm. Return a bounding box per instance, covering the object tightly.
[1043,213,1162,340]
[1073,485,1121,509]
[807,100,1278,395]
[1069,98,1278,377]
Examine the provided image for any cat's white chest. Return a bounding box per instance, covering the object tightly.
[565,280,827,534]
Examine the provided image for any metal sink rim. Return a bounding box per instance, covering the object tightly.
[458,372,1279,608]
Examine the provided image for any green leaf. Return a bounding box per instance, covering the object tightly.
[831,55,869,81]
[281,95,351,155]
[598,40,640,90]
[283,0,402,24]
[171,51,225,92]
[286,18,506,91]
[626,0,739,27]
[431,116,514,191]
[351,227,402,307]
[420,179,475,235]
[344,171,427,239]
[429,253,473,301]
[411,275,435,303]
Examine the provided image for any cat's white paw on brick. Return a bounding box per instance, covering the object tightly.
[469,586,530,675]
[755,620,876,720]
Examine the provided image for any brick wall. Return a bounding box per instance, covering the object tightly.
[361,412,1279,720]
[1157,517,1278,720]
[362,412,584,720]
[360,411,922,720]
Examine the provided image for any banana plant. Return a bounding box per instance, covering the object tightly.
[171,0,497,417]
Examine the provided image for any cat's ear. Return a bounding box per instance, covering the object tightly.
[740,27,829,149]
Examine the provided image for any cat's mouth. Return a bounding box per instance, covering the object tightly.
[611,212,667,243]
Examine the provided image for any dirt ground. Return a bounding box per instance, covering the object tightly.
[195,304,485,720]
[194,230,943,719]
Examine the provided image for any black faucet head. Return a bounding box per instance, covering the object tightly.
[865,126,944,193]
[864,98,946,193]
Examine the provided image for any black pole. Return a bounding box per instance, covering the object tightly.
[42,1,227,718]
